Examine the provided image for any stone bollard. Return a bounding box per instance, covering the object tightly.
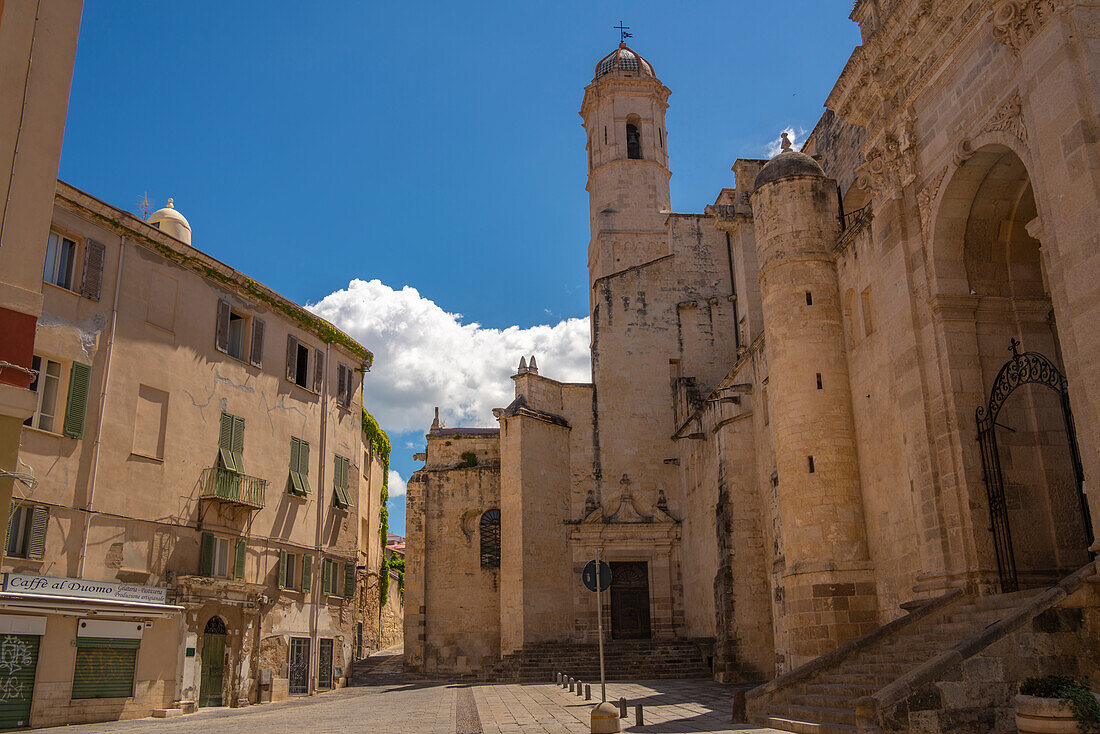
[569,677,575,693]
[556,672,561,685]
[635,705,644,726]
[585,683,591,700]
[618,697,627,719]
[591,701,621,733]
[576,681,583,697]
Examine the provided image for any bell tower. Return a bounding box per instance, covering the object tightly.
[580,44,672,293]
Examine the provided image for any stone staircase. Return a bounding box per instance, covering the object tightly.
[488,638,713,682]
[348,647,406,686]
[748,588,1045,733]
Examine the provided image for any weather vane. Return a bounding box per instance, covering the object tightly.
[614,21,632,44]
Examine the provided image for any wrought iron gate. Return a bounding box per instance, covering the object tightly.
[318,639,333,690]
[975,340,1094,592]
[288,637,310,695]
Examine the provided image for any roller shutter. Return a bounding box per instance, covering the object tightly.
[71,638,139,699]
[0,634,40,728]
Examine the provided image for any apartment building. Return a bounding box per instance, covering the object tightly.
[1,181,384,727]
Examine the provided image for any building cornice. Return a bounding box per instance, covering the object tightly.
[54,180,373,366]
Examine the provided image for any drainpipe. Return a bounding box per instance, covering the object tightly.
[725,231,740,351]
[78,235,125,578]
[309,343,331,693]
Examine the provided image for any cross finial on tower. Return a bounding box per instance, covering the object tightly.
[614,21,632,44]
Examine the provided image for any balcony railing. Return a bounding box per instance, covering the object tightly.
[200,467,266,510]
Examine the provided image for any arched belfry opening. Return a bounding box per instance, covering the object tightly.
[932,144,1093,591]
[626,114,642,160]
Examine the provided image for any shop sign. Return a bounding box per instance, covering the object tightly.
[2,573,168,605]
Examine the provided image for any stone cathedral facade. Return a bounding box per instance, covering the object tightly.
[407,1,1100,730]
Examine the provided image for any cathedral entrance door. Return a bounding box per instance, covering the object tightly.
[610,561,651,639]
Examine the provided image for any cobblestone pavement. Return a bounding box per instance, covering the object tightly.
[35,648,786,734]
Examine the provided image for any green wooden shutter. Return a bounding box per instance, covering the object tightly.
[321,559,331,595]
[231,415,245,472]
[63,362,92,439]
[234,538,246,580]
[298,439,311,495]
[0,634,38,727]
[5,509,16,556]
[332,456,351,509]
[71,638,139,699]
[26,506,47,560]
[200,532,215,576]
[278,549,287,590]
[289,438,302,496]
[302,555,312,593]
[343,562,355,599]
[218,413,238,472]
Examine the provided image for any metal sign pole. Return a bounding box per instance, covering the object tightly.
[596,546,606,702]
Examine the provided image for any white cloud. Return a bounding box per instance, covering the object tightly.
[765,126,808,157]
[387,470,407,498]
[307,279,591,435]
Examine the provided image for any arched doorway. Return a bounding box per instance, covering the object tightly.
[199,616,227,707]
[931,143,1093,590]
[976,342,1093,591]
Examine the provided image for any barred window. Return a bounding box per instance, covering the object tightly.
[479,509,500,568]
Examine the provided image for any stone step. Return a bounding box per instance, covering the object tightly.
[775,704,856,726]
[803,683,877,699]
[751,715,857,734]
[790,693,859,710]
[820,672,897,687]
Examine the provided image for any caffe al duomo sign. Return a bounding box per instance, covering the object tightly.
[3,573,169,605]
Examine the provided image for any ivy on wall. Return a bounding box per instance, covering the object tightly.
[363,408,394,604]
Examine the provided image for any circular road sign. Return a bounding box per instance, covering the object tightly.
[582,560,612,592]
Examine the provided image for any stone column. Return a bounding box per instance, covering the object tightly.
[750,143,878,667]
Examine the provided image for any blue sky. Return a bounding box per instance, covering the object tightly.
[59,2,862,534]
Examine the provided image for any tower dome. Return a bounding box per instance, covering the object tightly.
[594,44,656,80]
[147,198,192,245]
[754,133,825,190]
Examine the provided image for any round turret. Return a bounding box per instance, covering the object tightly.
[594,44,656,80]
[148,198,192,245]
[754,133,824,190]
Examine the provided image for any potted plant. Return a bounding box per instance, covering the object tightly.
[1016,676,1100,733]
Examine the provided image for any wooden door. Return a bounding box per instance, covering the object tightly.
[198,633,225,707]
[610,561,651,640]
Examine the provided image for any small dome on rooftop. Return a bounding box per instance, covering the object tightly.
[148,198,192,245]
[595,44,656,80]
[754,133,825,190]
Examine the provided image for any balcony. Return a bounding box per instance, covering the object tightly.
[200,466,266,510]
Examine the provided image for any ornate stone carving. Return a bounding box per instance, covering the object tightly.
[856,114,917,196]
[991,0,1057,55]
[953,137,975,167]
[917,167,948,242]
[983,92,1028,145]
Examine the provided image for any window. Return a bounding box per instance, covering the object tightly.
[626,123,642,159]
[806,291,813,306]
[286,335,322,391]
[283,552,297,590]
[6,504,47,559]
[218,412,245,472]
[43,232,77,289]
[215,300,263,366]
[200,533,245,580]
[336,363,356,408]
[808,456,816,473]
[132,385,169,460]
[816,373,823,390]
[332,455,352,510]
[288,437,311,496]
[23,357,90,438]
[227,311,246,359]
[658,128,663,148]
[480,509,500,568]
[25,356,61,432]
